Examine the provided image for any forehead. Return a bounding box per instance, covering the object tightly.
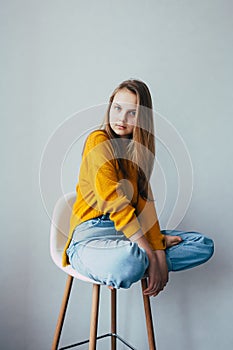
[113,89,137,108]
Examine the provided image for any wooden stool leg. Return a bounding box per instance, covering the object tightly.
[51,275,74,350]
[111,288,117,350]
[141,279,156,350]
[89,284,100,350]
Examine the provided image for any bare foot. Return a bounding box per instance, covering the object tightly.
[107,286,114,290]
[164,235,182,248]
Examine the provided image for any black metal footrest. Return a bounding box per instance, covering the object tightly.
[59,332,136,350]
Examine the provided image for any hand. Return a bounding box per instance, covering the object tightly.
[132,233,168,297]
[143,250,168,297]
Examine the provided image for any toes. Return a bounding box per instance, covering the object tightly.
[172,237,182,245]
[165,235,182,248]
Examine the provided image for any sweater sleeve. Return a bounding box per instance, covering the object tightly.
[136,185,166,250]
[79,131,141,237]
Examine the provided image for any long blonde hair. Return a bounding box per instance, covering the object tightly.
[102,79,155,200]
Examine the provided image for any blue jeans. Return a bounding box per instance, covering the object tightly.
[67,215,214,289]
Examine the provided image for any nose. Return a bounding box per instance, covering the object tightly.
[118,110,127,122]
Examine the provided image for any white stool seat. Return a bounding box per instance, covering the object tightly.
[50,192,100,283]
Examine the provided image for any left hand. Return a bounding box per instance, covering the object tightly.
[143,250,168,297]
[133,233,169,297]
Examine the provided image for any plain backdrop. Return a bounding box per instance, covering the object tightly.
[1,1,233,349]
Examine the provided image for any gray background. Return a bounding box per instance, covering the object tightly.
[1,0,233,349]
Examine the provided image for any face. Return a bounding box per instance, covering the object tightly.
[109,89,137,138]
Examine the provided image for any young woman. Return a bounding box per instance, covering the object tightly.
[63,79,214,297]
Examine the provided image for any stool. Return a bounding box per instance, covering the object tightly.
[50,193,157,350]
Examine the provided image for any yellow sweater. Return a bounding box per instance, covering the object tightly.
[62,130,166,266]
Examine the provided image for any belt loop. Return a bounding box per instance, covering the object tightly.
[101,213,110,220]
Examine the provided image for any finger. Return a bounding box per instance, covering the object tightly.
[144,284,163,296]
[162,279,168,287]
[144,280,160,294]
[143,285,159,295]
[144,287,163,297]
[144,277,157,291]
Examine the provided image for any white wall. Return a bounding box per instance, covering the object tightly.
[1,0,233,349]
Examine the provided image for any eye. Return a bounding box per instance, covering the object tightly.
[128,110,136,117]
[114,105,121,111]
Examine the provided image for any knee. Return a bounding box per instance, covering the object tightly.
[189,233,215,264]
[108,242,149,289]
[202,235,214,262]
[168,232,215,271]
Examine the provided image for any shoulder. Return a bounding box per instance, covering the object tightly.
[83,129,113,156]
[86,129,109,146]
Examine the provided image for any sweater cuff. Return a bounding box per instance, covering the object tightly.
[145,232,166,250]
[129,229,144,242]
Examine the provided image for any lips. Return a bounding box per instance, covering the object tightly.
[116,124,126,129]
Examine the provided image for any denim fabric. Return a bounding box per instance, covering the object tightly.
[66,216,214,289]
